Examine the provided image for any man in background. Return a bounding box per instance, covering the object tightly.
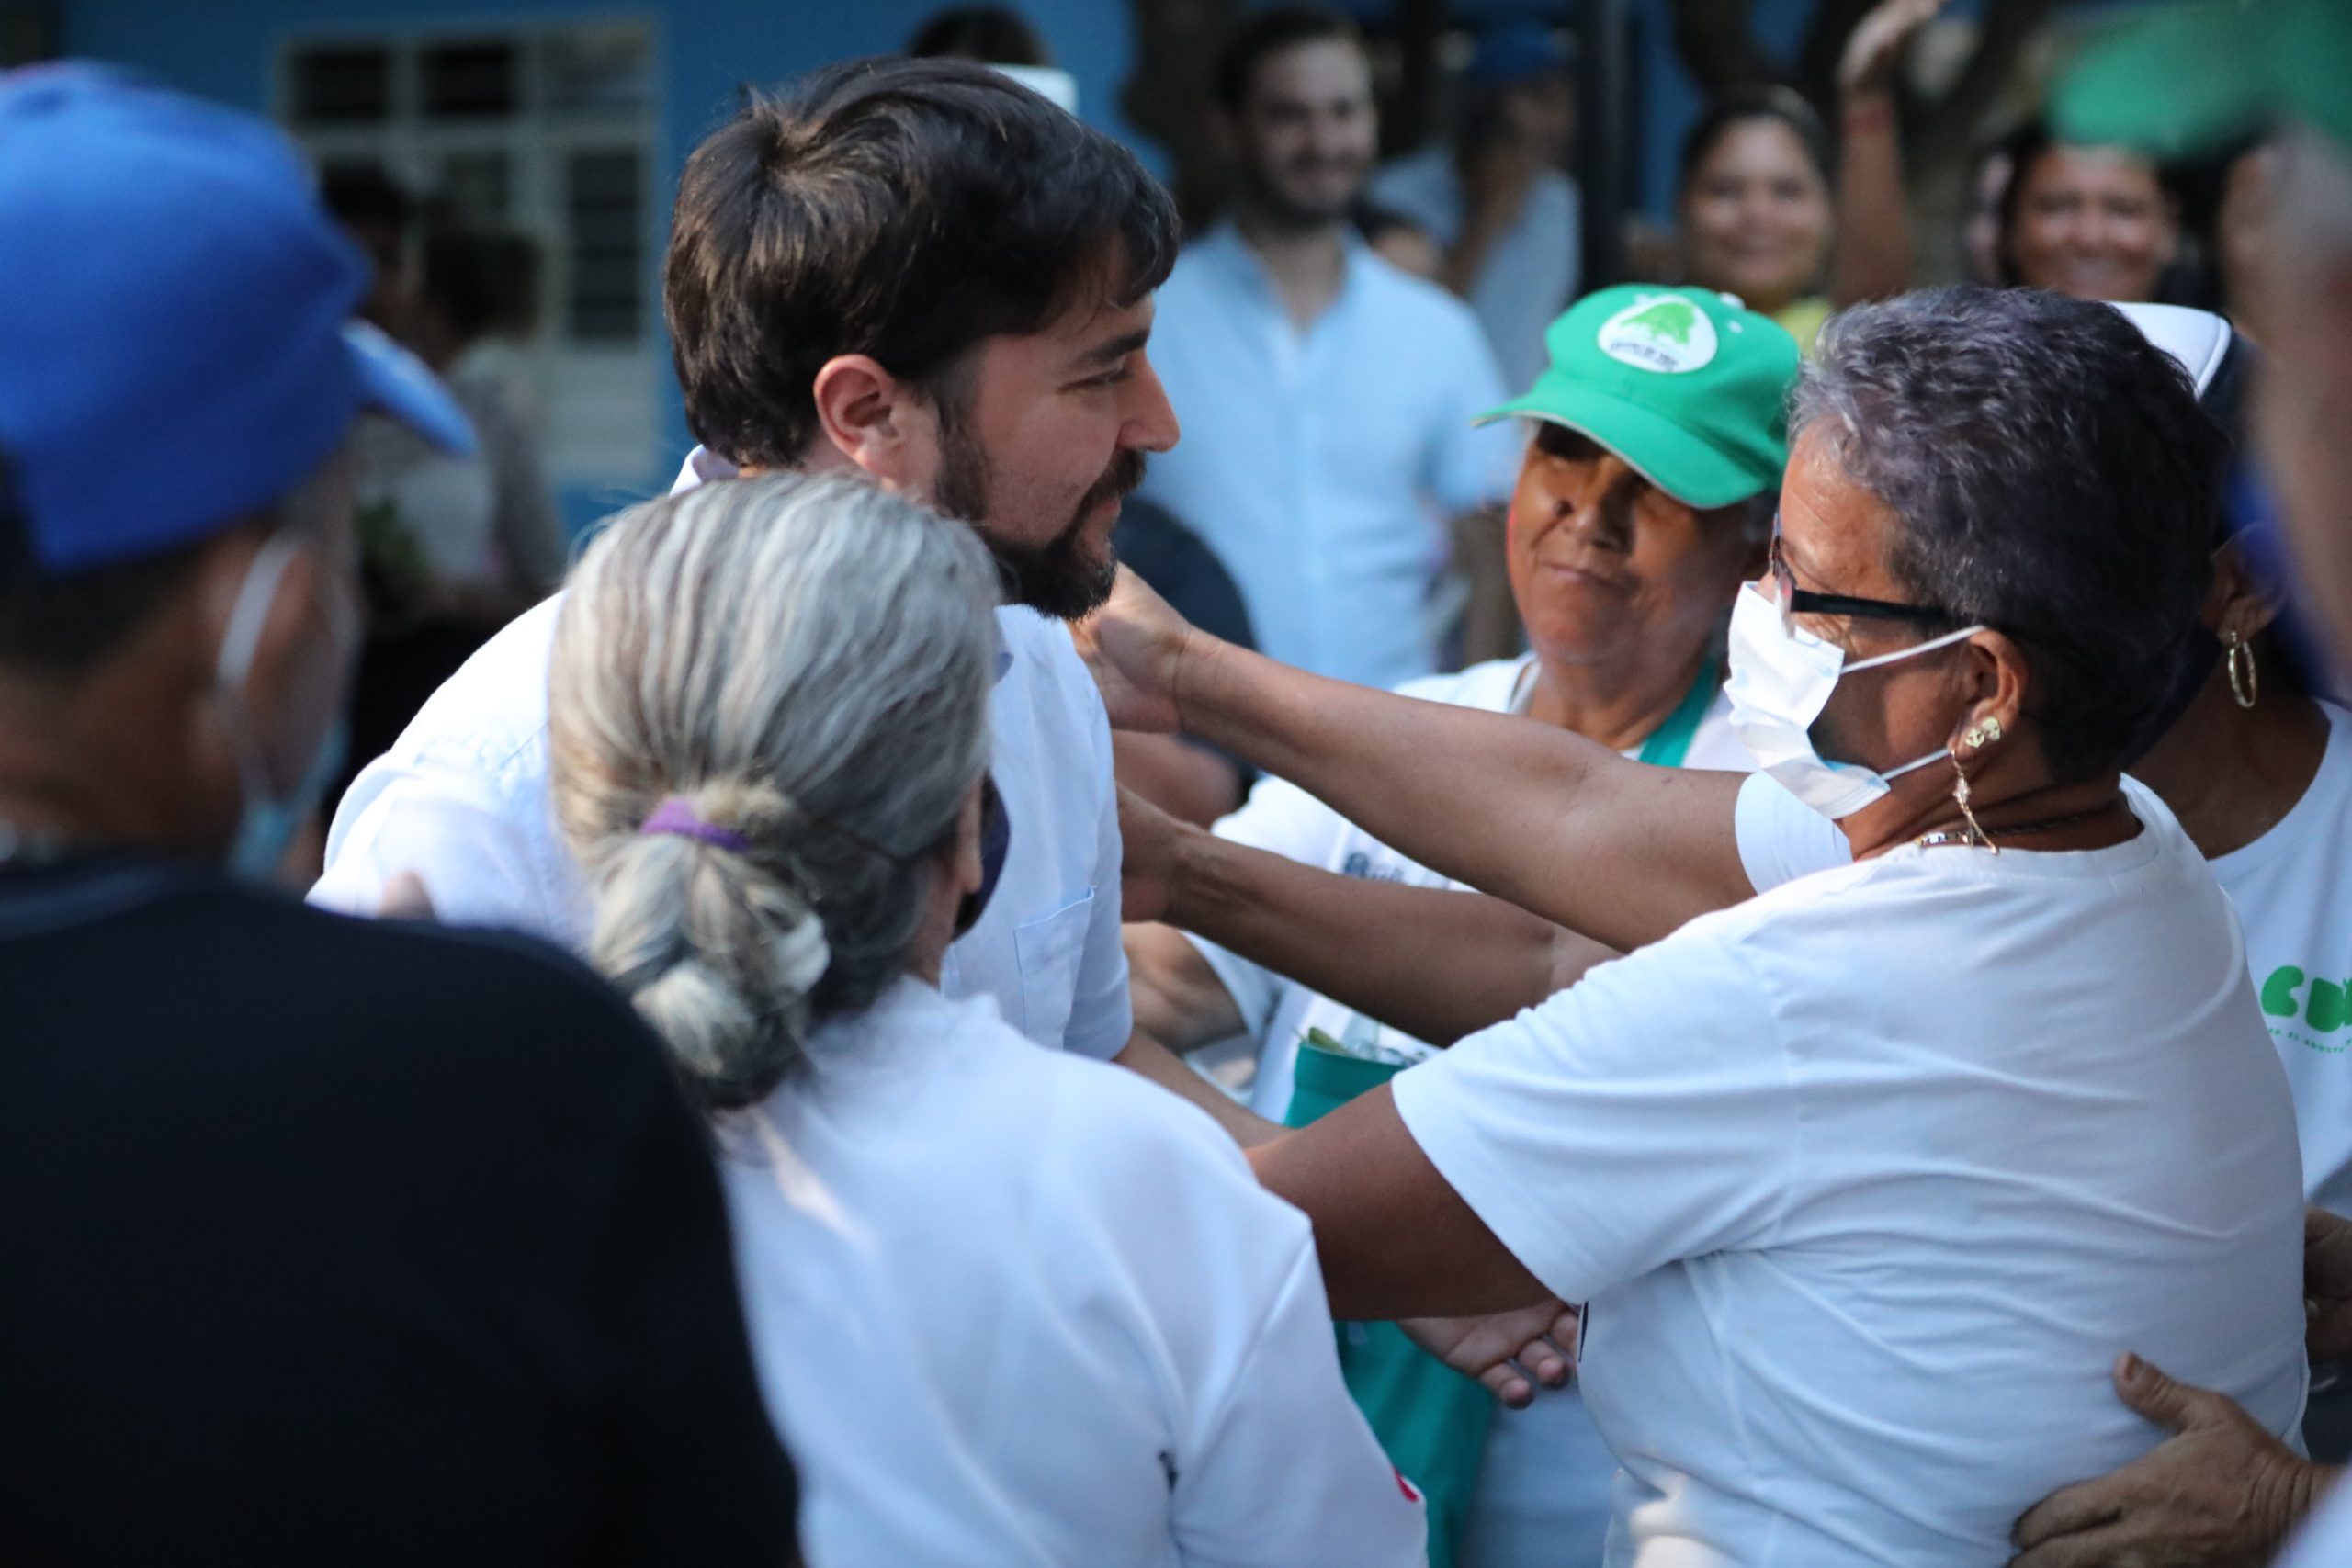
[1139,5,1519,690]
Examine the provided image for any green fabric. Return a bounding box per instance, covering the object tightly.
[1477,284,1801,509]
[1633,659,1718,770]
[2056,0,2352,158]
[1286,1039,1493,1568]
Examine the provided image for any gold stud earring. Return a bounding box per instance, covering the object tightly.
[1951,749,1996,853]
[2225,629,2258,710]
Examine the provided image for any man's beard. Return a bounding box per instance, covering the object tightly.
[1240,155,1365,231]
[933,417,1144,621]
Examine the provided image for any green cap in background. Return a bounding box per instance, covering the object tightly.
[2055,0,2352,160]
[1477,285,1800,510]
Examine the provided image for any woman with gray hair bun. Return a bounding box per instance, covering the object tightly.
[548,472,1427,1568]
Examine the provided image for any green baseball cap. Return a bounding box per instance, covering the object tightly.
[2055,0,2352,160]
[1477,285,1799,510]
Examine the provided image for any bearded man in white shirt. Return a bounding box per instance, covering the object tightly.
[315,57,1249,1130]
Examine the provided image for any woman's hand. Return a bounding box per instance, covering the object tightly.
[1838,0,1945,102]
[2007,1354,2332,1566]
[1073,566,1203,736]
[1401,1301,1580,1409]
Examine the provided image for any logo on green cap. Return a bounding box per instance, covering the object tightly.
[1597,293,1718,375]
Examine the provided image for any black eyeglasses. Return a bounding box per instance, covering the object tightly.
[1768,515,1959,636]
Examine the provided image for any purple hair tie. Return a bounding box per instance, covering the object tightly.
[640,796,754,854]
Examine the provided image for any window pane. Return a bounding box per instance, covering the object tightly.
[565,149,640,342]
[437,152,511,224]
[290,46,390,124]
[543,28,650,113]
[422,40,516,118]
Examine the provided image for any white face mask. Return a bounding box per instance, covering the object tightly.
[1724,581,1985,820]
[212,530,353,883]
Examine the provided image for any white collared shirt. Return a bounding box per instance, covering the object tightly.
[722,977,1427,1567]
[1137,224,1521,689]
[313,465,1133,1059]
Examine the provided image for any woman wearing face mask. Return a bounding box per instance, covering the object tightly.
[545,473,1426,1568]
[1078,287,2307,1565]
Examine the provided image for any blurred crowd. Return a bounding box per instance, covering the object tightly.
[5,1,2352,1565]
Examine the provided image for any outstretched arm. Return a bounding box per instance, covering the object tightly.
[1080,570,1752,953]
[1124,785,1612,1048]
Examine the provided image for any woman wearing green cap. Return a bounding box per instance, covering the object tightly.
[1125,284,1797,1566]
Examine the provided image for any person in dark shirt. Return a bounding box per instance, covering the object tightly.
[1111,495,1261,824]
[0,65,800,1565]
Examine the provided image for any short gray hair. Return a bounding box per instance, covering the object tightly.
[549,472,999,1108]
[1791,287,2224,782]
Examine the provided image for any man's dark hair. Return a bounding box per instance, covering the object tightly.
[664,57,1178,469]
[1677,85,1834,198]
[1793,286,2228,783]
[0,450,208,675]
[1214,5,1363,113]
[906,6,1051,65]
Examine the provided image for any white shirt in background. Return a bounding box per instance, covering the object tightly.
[314,589,1135,1059]
[1138,225,1521,690]
[1394,778,2307,1566]
[1368,149,1581,398]
[1186,651,1751,1568]
[1736,700,2352,1212]
[724,978,1426,1568]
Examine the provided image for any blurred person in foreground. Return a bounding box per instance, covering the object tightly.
[1138,4,1520,690]
[548,472,1425,1567]
[314,59,1259,1136]
[1127,283,1794,1566]
[1369,17,1580,394]
[1085,286,2307,1565]
[0,66,800,1564]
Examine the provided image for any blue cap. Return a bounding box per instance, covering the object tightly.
[1466,19,1571,85]
[0,65,475,574]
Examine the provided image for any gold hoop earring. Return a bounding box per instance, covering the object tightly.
[2225,630,2258,710]
[1951,750,1996,854]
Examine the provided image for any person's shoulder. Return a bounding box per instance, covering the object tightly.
[252,889,665,1082]
[383,594,565,774]
[1356,248,1483,329]
[1392,655,1529,712]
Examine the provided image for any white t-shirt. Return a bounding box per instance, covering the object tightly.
[1736,701,2352,1211]
[313,592,1135,1059]
[723,979,1426,1568]
[1395,778,2307,1566]
[1189,653,1752,1568]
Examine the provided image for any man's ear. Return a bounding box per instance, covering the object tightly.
[809,353,940,491]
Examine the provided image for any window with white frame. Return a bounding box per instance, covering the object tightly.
[279,21,661,490]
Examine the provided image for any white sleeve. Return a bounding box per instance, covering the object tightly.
[1426,318,1521,514]
[1182,773,1362,1038]
[1060,678,1136,1060]
[312,755,567,941]
[1391,921,1797,1304]
[1734,770,1852,894]
[1171,1239,1429,1568]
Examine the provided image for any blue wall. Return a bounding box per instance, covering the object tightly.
[57,0,1150,533]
